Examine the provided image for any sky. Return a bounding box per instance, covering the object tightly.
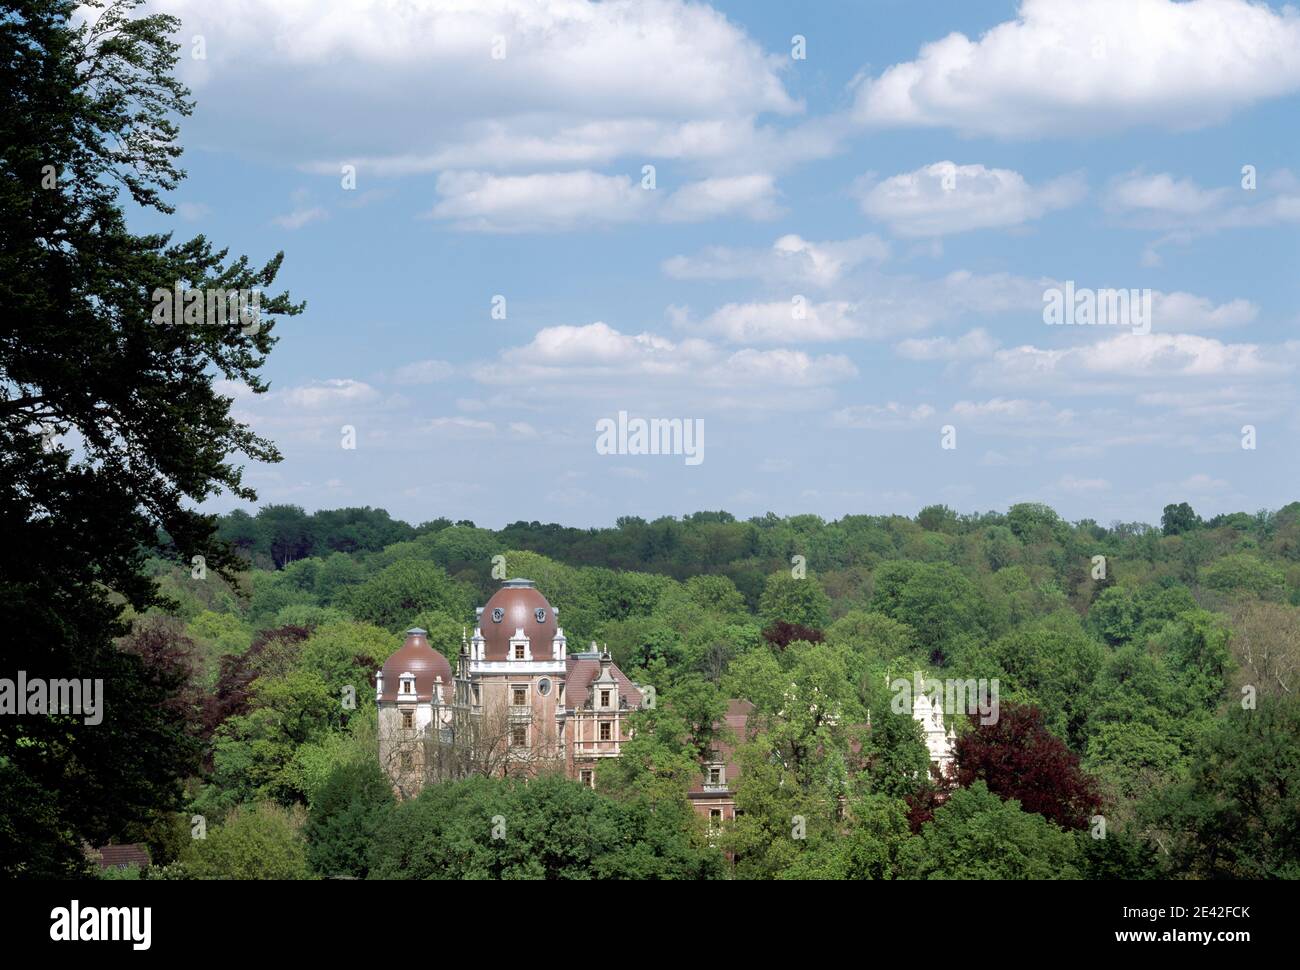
[121,0,1300,529]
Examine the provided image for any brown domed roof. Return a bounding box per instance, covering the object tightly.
[479,579,558,661]
[379,628,454,702]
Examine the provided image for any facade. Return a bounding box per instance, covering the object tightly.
[912,689,956,775]
[377,577,956,816]
[376,578,643,797]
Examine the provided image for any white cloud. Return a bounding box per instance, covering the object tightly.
[428,169,779,231]
[659,174,782,221]
[831,402,936,429]
[272,205,328,230]
[663,233,889,286]
[142,0,803,175]
[1150,292,1257,332]
[688,300,865,343]
[975,333,1291,391]
[894,329,998,360]
[1105,169,1300,258]
[852,0,1300,137]
[391,359,455,385]
[855,162,1085,236]
[282,379,379,409]
[477,321,854,392]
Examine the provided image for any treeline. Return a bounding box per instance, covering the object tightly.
[85,499,1300,880]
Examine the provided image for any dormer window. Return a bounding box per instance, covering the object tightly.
[398,673,416,696]
[514,644,525,660]
[600,689,611,708]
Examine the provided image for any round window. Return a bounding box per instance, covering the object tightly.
[492,607,504,622]
[537,678,552,697]
[534,608,547,623]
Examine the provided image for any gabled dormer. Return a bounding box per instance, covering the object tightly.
[508,627,532,661]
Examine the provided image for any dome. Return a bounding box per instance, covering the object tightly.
[478,579,558,661]
[379,628,454,702]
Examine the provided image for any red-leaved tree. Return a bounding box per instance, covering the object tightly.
[953,703,1102,830]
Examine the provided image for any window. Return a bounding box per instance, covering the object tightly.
[708,766,722,786]
[537,678,551,697]
[599,721,612,741]
[512,687,527,707]
[401,710,413,730]
[710,808,722,824]
[600,689,611,708]
[511,724,527,747]
[472,685,481,705]
[514,644,525,660]
[580,770,594,788]
[400,751,413,771]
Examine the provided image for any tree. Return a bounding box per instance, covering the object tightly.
[954,703,1102,830]
[758,571,831,630]
[305,759,395,879]
[1146,696,1300,879]
[1161,502,1202,536]
[0,0,300,874]
[344,560,473,632]
[186,802,313,880]
[900,782,1082,879]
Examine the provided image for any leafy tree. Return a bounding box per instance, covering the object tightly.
[953,703,1102,830]
[344,560,472,633]
[305,759,394,878]
[1146,696,1300,879]
[1161,502,1202,536]
[186,802,313,880]
[900,782,1082,879]
[758,571,831,629]
[0,0,299,876]
[1202,553,1285,599]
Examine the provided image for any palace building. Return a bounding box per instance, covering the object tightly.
[376,577,954,822]
[377,578,645,797]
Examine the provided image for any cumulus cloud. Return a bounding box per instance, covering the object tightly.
[663,233,889,286]
[894,329,998,360]
[427,170,779,231]
[975,333,1292,392]
[855,162,1085,236]
[272,205,328,230]
[1104,168,1300,260]
[852,0,1300,137]
[282,379,380,409]
[476,321,854,390]
[391,359,455,385]
[135,0,804,175]
[831,402,936,429]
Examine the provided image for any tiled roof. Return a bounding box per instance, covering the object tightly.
[92,843,151,869]
[564,654,643,710]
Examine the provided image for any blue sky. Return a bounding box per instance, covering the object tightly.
[125,0,1300,528]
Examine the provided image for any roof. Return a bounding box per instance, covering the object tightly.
[688,699,753,796]
[379,628,454,702]
[564,654,643,710]
[91,843,151,870]
[477,579,559,661]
